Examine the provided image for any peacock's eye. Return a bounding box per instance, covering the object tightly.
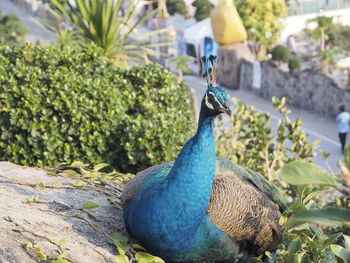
[208,95,214,103]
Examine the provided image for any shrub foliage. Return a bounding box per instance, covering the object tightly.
[271,44,291,63]
[288,58,301,71]
[216,97,318,181]
[0,9,29,44]
[0,44,194,172]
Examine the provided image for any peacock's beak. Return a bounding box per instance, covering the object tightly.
[221,102,232,116]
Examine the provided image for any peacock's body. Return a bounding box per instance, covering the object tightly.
[122,56,286,263]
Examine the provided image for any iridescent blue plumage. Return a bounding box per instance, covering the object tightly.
[122,85,242,262]
[122,56,284,262]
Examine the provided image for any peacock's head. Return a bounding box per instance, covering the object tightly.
[202,86,232,116]
[200,55,232,116]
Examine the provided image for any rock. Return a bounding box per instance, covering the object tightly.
[217,43,255,89]
[0,162,124,263]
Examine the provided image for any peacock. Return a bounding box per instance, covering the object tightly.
[122,55,286,263]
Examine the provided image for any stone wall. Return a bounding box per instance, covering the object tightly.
[239,60,350,118]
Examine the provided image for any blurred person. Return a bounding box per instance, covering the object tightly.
[286,35,297,56]
[336,105,350,153]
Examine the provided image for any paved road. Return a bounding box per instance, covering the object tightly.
[184,75,343,173]
[0,0,54,44]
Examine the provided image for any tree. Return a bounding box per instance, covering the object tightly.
[0,9,29,44]
[234,0,287,53]
[307,16,334,52]
[167,0,187,16]
[192,0,214,21]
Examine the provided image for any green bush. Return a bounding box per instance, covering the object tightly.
[216,97,318,181]
[192,0,214,21]
[0,9,29,44]
[0,44,195,172]
[166,0,187,16]
[271,45,291,63]
[288,58,301,71]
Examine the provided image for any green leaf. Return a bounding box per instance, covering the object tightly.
[72,180,86,187]
[286,208,350,228]
[53,258,71,263]
[131,243,146,251]
[115,242,129,256]
[135,252,165,263]
[115,254,130,263]
[288,238,302,254]
[344,234,350,250]
[47,233,57,239]
[330,244,350,262]
[71,161,86,167]
[303,189,329,204]
[25,242,33,248]
[108,232,129,254]
[82,201,99,209]
[324,233,342,247]
[285,237,303,263]
[109,232,129,243]
[277,161,337,186]
[93,163,109,171]
[57,238,67,246]
[320,150,330,160]
[37,250,47,260]
[345,145,350,170]
[36,182,46,190]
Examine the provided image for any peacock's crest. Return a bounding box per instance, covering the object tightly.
[201,54,218,88]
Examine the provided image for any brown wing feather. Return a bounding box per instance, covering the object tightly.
[122,165,163,205]
[208,174,283,254]
[122,163,173,205]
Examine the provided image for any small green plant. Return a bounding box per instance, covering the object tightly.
[288,58,301,71]
[170,54,192,82]
[317,47,338,74]
[274,160,350,262]
[271,45,291,63]
[35,9,81,49]
[192,0,214,21]
[170,54,192,74]
[108,231,165,263]
[166,0,187,16]
[0,9,29,44]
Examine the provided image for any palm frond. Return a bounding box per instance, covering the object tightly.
[47,0,171,67]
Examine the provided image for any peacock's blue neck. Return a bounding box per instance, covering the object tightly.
[162,109,216,224]
[196,110,215,137]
